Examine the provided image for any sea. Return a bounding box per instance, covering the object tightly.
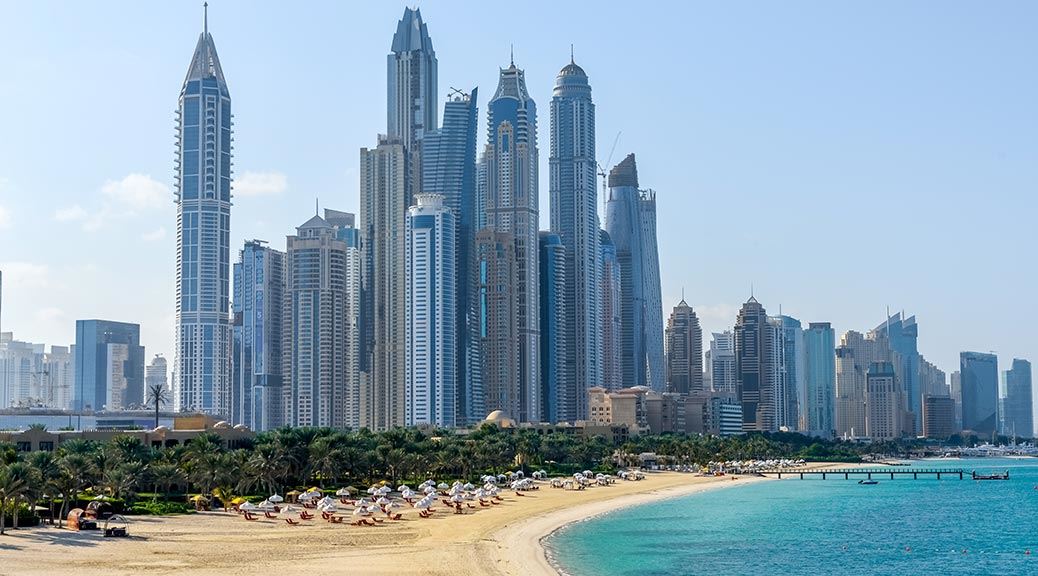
[545,459,1038,576]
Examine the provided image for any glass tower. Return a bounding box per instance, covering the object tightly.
[803,322,836,437]
[550,58,599,421]
[960,351,998,435]
[174,8,232,415]
[423,87,478,425]
[539,232,568,423]
[74,320,144,411]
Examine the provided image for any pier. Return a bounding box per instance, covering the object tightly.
[762,468,965,480]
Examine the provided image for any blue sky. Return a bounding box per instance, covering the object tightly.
[0,1,1034,379]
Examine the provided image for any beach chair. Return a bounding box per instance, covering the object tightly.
[285,518,300,526]
[300,511,314,520]
[265,511,278,519]
[243,512,258,521]
[390,513,403,520]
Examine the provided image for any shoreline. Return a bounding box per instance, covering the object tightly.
[500,474,769,576]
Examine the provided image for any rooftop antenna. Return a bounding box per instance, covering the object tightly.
[204,2,208,36]
[510,44,514,66]
[570,43,575,64]
[315,197,319,216]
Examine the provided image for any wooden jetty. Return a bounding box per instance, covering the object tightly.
[762,468,965,480]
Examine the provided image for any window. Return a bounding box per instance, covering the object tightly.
[39,441,55,452]
[15,442,31,452]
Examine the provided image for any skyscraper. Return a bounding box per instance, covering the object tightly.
[43,346,74,410]
[283,213,359,428]
[771,315,804,431]
[360,137,408,430]
[539,232,568,423]
[388,7,437,197]
[74,320,144,411]
[423,87,478,425]
[550,57,599,420]
[604,154,664,391]
[872,313,920,433]
[802,322,835,437]
[598,230,622,391]
[145,354,168,403]
[1002,359,1033,438]
[865,361,901,440]
[960,351,998,436]
[734,297,780,432]
[709,331,737,394]
[665,299,703,395]
[174,7,232,415]
[477,59,540,423]
[405,194,456,428]
[232,241,285,431]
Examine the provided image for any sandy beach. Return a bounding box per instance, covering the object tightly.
[1,470,777,576]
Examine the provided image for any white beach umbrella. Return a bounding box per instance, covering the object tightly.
[437,482,449,490]
[353,507,369,516]
[424,486,437,494]
[376,496,391,506]
[335,488,351,497]
[355,498,371,507]
[269,494,284,503]
[397,484,410,492]
[240,502,257,511]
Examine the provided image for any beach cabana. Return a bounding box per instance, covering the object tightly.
[103,514,129,537]
[66,508,98,531]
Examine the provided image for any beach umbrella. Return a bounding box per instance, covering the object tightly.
[269,494,284,503]
[450,494,464,503]
[423,486,437,494]
[463,483,475,491]
[356,498,371,507]
[376,496,391,506]
[353,507,369,517]
[230,497,247,505]
[240,502,257,511]
[335,488,351,497]
[437,482,449,490]
[397,484,411,492]
[366,504,380,514]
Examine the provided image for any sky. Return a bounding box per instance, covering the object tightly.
[0,1,1035,380]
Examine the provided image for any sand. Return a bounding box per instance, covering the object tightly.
[1,465,851,575]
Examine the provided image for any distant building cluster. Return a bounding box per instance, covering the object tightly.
[0,7,1033,442]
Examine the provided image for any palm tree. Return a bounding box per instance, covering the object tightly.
[25,451,58,525]
[0,462,32,535]
[56,453,94,528]
[147,384,169,429]
[148,462,186,501]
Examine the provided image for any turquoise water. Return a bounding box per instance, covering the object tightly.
[546,459,1038,576]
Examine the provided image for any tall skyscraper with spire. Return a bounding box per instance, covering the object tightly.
[734,297,781,432]
[173,5,233,415]
[549,56,599,422]
[361,9,439,430]
[476,59,540,423]
[604,154,664,392]
[665,298,703,395]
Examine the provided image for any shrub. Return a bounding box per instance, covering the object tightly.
[127,501,195,516]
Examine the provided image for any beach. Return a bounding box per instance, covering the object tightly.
[0,471,771,576]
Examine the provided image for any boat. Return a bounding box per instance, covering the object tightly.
[858,479,879,485]
[971,470,1009,481]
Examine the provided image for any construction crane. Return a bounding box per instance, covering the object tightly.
[597,131,622,217]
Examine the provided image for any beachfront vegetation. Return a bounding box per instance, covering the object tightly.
[0,425,930,527]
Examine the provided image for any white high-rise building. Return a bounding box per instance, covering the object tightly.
[405,194,456,427]
[709,331,737,394]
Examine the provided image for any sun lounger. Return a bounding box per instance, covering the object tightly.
[390,513,402,520]
[285,518,300,526]
[243,512,258,521]
[265,511,278,519]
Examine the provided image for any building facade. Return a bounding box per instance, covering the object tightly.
[604,154,664,392]
[922,395,957,439]
[872,313,920,434]
[174,10,233,416]
[802,322,835,437]
[538,232,568,423]
[865,362,901,440]
[477,60,540,423]
[549,58,599,421]
[405,195,456,428]
[1002,358,1032,438]
[960,351,998,436]
[422,87,478,425]
[771,315,804,431]
[598,230,623,391]
[387,7,437,198]
[282,214,358,428]
[665,299,703,395]
[709,331,737,394]
[232,241,285,431]
[734,298,780,432]
[360,137,408,430]
[74,320,144,412]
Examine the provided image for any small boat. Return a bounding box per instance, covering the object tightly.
[971,470,1009,481]
[858,479,879,485]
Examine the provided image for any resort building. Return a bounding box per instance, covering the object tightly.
[604,154,665,392]
[232,241,285,432]
[174,8,233,416]
[550,56,600,420]
[405,194,457,428]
